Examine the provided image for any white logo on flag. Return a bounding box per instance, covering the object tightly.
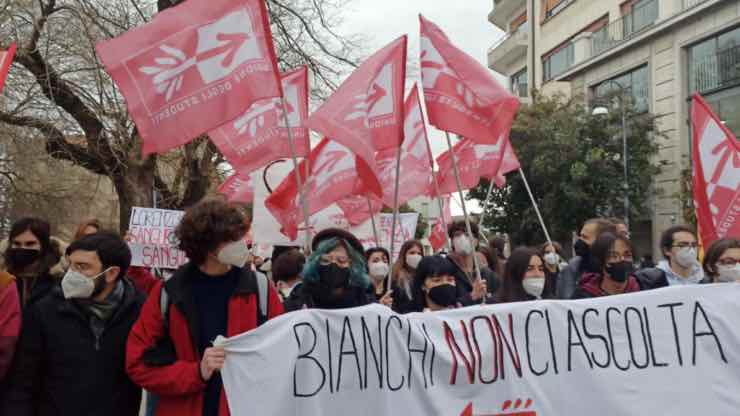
[310,142,354,189]
[700,119,740,194]
[345,63,395,127]
[420,36,487,110]
[195,9,260,83]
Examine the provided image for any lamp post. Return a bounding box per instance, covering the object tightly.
[592,79,629,231]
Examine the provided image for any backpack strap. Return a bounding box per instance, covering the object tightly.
[254,271,269,326]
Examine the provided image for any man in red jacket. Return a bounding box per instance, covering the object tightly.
[0,270,20,382]
[126,199,283,416]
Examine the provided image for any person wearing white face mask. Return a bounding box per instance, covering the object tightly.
[2,231,144,416]
[495,247,554,303]
[390,240,424,313]
[126,199,284,416]
[365,247,394,308]
[635,225,710,290]
[446,221,488,306]
[702,238,740,283]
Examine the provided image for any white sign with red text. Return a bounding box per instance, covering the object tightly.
[127,207,188,269]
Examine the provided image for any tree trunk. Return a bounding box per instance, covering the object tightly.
[114,160,155,233]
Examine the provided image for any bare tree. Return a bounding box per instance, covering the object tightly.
[0,0,362,231]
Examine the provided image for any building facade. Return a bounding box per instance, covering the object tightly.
[488,0,740,256]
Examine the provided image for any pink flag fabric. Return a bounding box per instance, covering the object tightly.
[0,43,16,94]
[209,66,309,174]
[429,196,451,252]
[494,139,521,187]
[265,138,378,240]
[434,137,507,195]
[419,15,519,145]
[691,93,740,246]
[336,195,383,226]
[218,171,254,204]
[97,0,282,155]
[306,36,407,196]
[376,84,434,207]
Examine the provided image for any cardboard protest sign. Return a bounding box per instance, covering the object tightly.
[219,284,740,415]
[127,207,188,268]
[359,213,419,260]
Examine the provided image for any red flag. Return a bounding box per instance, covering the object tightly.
[218,171,254,204]
[434,137,506,195]
[0,43,16,94]
[494,139,521,187]
[429,196,451,252]
[306,36,407,196]
[336,195,383,226]
[376,84,434,207]
[97,0,282,155]
[209,66,309,174]
[419,15,519,144]
[265,138,378,240]
[691,93,740,246]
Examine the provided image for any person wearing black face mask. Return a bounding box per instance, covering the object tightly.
[1,217,66,309]
[410,256,460,312]
[283,228,372,312]
[572,232,641,299]
[557,218,617,299]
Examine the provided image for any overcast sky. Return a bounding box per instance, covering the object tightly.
[338,1,506,215]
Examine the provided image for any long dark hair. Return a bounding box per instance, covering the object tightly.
[496,247,550,303]
[590,232,634,274]
[4,217,59,274]
[392,240,423,281]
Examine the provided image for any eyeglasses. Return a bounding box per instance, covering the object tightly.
[672,242,698,249]
[717,258,740,267]
[319,255,350,267]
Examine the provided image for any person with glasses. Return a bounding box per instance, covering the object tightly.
[702,238,740,283]
[283,228,371,312]
[572,233,641,299]
[636,225,709,290]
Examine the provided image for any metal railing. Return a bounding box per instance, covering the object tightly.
[488,22,528,54]
[692,44,740,93]
[591,0,659,56]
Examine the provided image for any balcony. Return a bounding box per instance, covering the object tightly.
[591,0,659,56]
[488,0,527,30]
[692,45,740,94]
[488,24,529,74]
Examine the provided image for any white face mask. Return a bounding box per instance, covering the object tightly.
[61,267,111,299]
[406,254,422,269]
[368,262,389,280]
[674,247,698,268]
[717,264,740,283]
[453,235,473,256]
[522,277,545,298]
[544,252,559,266]
[217,240,250,268]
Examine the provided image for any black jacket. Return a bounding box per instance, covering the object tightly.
[283,281,372,312]
[447,253,498,306]
[2,278,144,416]
[634,267,712,290]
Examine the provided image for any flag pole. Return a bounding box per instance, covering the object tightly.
[281,98,312,254]
[388,144,403,293]
[367,197,381,247]
[518,167,553,247]
[425,151,451,253]
[444,132,483,287]
[477,179,496,245]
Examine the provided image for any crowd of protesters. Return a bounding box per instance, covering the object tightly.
[0,197,737,415]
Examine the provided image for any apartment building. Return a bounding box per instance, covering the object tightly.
[488,0,740,256]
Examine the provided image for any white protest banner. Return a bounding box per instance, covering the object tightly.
[359,213,419,259]
[218,285,740,415]
[127,207,188,268]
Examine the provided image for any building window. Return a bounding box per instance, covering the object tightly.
[543,0,576,20]
[702,89,740,136]
[511,68,528,97]
[593,65,650,113]
[543,42,574,82]
[689,26,740,94]
[622,0,659,37]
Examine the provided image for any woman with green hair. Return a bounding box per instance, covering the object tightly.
[283,228,372,311]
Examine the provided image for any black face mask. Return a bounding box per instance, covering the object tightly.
[573,239,590,259]
[6,248,41,270]
[427,284,457,307]
[605,261,634,283]
[313,264,354,309]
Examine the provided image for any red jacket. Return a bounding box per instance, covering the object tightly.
[126,264,283,416]
[572,272,641,299]
[0,271,21,381]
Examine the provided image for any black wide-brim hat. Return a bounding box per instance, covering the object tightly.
[311,228,364,256]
